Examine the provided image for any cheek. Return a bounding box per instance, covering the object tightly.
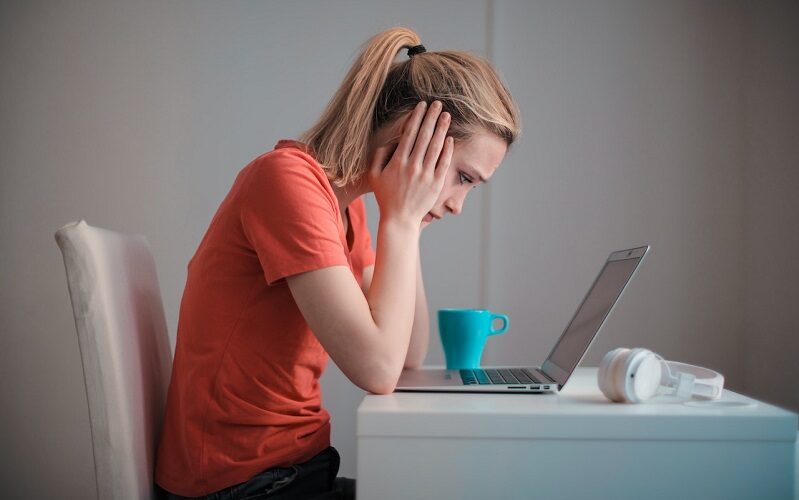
[434,172,456,203]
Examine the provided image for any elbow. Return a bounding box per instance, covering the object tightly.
[362,374,397,395]
[360,359,402,395]
[365,369,400,395]
[347,336,408,394]
[367,382,396,395]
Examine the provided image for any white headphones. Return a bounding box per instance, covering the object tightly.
[598,348,725,403]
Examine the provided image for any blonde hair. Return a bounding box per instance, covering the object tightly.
[299,27,522,187]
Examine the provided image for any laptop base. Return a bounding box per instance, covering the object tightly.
[395,366,559,394]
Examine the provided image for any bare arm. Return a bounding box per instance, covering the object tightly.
[407,248,430,368]
[360,245,429,370]
[287,219,420,395]
[286,101,451,394]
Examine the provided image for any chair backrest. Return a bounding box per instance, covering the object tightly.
[55,221,173,500]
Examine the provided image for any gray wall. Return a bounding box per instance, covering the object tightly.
[1,1,796,498]
[741,0,799,415]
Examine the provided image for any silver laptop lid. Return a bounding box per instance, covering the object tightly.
[541,246,650,389]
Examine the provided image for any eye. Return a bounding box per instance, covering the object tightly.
[458,172,474,185]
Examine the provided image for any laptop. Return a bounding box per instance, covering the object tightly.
[395,245,650,393]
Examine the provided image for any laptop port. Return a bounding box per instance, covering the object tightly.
[508,386,525,389]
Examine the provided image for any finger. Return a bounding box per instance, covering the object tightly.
[422,111,450,172]
[394,101,428,161]
[433,137,454,185]
[409,101,443,167]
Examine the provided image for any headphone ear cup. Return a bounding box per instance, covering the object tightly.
[624,350,661,403]
[598,348,629,402]
[632,354,663,402]
[611,348,639,402]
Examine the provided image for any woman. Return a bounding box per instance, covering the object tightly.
[155,27,521,499]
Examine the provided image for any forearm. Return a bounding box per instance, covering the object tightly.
[405,247,429,368]
[366,218,420,384]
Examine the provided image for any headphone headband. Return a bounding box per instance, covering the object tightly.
[663,361,725,399]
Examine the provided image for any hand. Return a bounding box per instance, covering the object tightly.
[369,100,453,227]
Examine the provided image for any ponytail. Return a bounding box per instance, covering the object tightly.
[299,28,421,186]
[299,27,521,187]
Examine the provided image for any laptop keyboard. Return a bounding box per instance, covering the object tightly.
[460,368,543,385]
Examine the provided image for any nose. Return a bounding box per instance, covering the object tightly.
[444,190,468,216]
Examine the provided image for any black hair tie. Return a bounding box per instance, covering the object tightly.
[407,44,426,57]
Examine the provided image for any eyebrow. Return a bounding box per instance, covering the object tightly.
[464,165,489,184]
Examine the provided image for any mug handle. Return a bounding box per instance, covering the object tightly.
[489,313,509,336]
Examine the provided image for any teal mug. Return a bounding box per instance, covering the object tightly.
[438,309,509,370]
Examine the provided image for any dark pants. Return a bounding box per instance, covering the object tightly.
[157,447,355,500]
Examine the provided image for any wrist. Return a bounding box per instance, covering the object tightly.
[379,215,422,236]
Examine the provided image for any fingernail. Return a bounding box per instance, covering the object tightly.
[433,100,442,109]
[418,101,427,109]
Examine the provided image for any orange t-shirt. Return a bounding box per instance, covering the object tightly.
[154,140,376,497]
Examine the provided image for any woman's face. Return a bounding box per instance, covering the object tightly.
[370,114,508,226]
[423,130,507,225]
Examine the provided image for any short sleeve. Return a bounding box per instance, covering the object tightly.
[239,150,349,285]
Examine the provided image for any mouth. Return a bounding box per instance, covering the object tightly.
[424,212,442,223]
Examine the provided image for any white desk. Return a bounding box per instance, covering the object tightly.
[357,367,797,500]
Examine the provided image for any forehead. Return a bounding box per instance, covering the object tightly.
[453,132,508,178]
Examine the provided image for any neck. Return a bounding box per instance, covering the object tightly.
[330,176,371,217]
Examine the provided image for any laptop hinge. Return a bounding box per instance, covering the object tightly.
[535,368,556,383]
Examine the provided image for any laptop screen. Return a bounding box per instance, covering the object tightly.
[543,250,646,384]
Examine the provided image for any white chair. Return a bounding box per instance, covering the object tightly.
[55,220,173,500]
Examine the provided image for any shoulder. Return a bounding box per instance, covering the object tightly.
[247,142,326,184]
[238,141,335,204]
